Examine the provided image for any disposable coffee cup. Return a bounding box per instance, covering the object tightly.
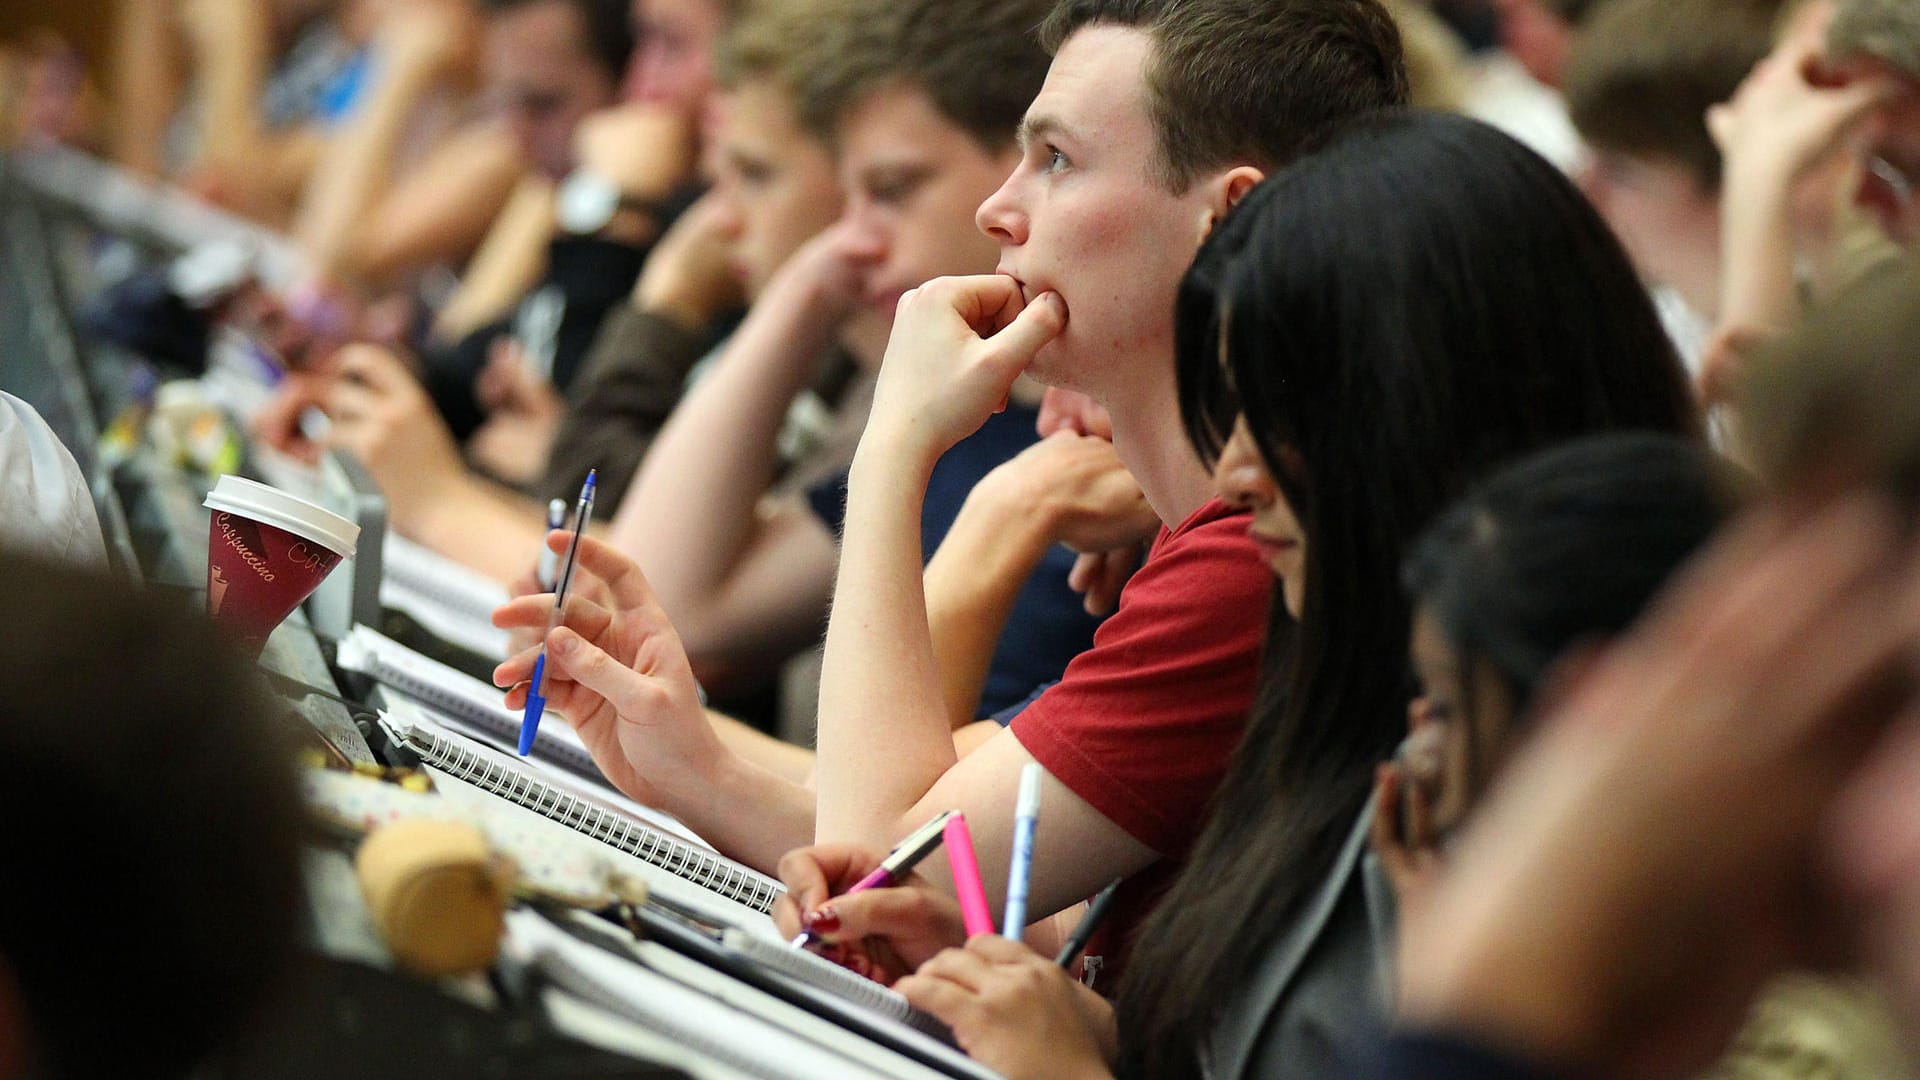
[203,474,359,658]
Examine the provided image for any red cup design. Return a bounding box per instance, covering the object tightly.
[204,476,357,659]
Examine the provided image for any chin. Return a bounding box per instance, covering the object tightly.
[1021,337,1084,391]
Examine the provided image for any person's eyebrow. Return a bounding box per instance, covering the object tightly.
[1017,113,1068,150]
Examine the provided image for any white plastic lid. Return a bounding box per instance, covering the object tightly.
[203,474,359,558]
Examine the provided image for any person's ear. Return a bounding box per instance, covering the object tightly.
[1196,165,1265,239]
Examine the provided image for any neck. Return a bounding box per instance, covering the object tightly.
[1101,367,1215,529]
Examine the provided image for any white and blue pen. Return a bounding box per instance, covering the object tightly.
[519,470,595,756]
[1003,763,1043,937]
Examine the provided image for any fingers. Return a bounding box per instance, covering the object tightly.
[775,844,887,916]
[1086,546,1134,616]
[806,884,964,953]
[491,595,616,686]
[567,533,667,614]
[544,625,665,720]
[985,291,1067,366]
[333,343,409,392]
[911,943,995,992]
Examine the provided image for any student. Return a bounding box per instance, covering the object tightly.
[604,0,1107,722]
[292,0,634,289]
[1699,0,1916,405]
[303,0,852,583]
[875,111,1698,1080]
[0,554,305,1078]
[1564,0,1783,325]
[492,0,1411,959]
[1384,434,1734,864]
[1367,267,1920,1080]
[1380,432,1907,1080]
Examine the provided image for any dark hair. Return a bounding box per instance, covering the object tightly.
[0,556,305,1078]
[1565,0,1783,188]
[1128,111,1701,1078]
[480,0,636,83]
[1405,433,1736,733]
[1039,0,1411,189]
[797,0,1053,150]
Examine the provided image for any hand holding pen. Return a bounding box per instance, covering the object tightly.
[519,471,597,755]
[771,824,973,986]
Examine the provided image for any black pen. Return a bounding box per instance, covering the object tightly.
[1056,879,1123,968]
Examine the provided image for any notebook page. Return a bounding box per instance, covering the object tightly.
[340,624,593,770]
[385,700,773,927]
[382,532,514,625]
[505,910,897,1080]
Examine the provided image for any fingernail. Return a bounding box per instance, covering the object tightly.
[804,907,841,934]
[550,631,573,656]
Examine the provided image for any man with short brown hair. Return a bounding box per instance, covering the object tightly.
[1565,0,1784,318]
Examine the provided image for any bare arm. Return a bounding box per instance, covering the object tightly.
[111,0,182,177]
[293,2,477,284]
[1702,24,1894,404]
[430,173,553,344]
[608,228,856,664]
[348,122,525,288]
[178,0,269,171]
[815,277,1156,922]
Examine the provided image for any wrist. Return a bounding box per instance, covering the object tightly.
[850,426,943,489]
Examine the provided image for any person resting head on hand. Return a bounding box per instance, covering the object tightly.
[769,109,1702,1080]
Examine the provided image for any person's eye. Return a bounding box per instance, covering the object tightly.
[1045,145,1070,173]
[868,176,915,204]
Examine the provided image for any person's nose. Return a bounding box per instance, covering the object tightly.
[976,169,1029,247]
[1211,426,1276,512]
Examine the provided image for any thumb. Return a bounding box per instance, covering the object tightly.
[983,292,1066,369]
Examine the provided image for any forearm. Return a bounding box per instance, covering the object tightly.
[348,124,524,287]
[293,52,445,280]
[1716,170,1802,339]
[402,474,554,584]
[662,748,816,874]
[430,175,554,344]
[111,0,180,178]
[188,0,270,168]
[814,437,956,846]
[926,485,1056,728]
[609,287,834,621]
[708,707,815,786]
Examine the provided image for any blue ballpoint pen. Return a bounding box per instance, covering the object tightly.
[520,470,596,755]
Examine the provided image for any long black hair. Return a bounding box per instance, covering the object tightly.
[1406,432,1737,718]
[1123,110,1701,1078]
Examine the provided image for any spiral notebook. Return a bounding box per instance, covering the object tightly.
[378,533,513,660]
[377,705,786,916]
[338,624,599,780]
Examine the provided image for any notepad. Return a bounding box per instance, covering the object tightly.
[378,705,785,916]
[382,532,515,627]
[338,624,598,780]
[506,909,919,1080]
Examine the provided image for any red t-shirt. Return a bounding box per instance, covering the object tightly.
[1011,497,1271,987]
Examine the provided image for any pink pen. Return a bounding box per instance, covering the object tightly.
[791,809,955,948]
[944,812,995,937]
